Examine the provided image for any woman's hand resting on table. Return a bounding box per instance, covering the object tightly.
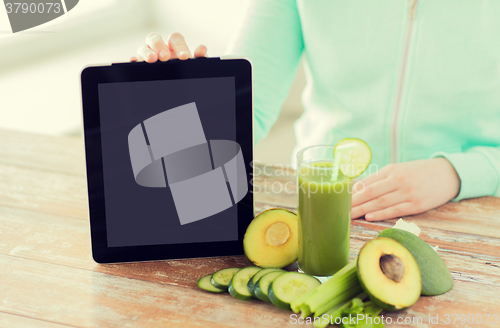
[130,32,207,63]
[351,158,461,221]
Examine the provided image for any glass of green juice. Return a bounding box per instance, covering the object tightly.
[297,145,352,277]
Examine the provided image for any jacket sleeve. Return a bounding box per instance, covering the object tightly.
[431,146,500,201]
[227,0,304,145]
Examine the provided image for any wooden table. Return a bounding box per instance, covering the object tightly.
[0,129,499,327]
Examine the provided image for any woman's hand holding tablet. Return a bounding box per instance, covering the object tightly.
[131,32,207,63]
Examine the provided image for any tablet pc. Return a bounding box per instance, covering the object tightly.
[81,57,253,263]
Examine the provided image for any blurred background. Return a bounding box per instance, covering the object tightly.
[0,0,305,165]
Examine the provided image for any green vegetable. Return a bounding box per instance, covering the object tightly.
[291,261,361,318]
[291,261,356,312]
[211,267,241,291]
[268,272,321,310]
[247,267,282,296]
[357,237,421,311]
[197,275,225,293]
[339,298,385,328]
[228,266,262,300]
[313,284,363,316]
[313,299,354,328]
[254,270,286,303]
[243,208,298,268]
[377,228,453,296]
[314,297,384,328]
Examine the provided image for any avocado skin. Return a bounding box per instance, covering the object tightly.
[377,228,453,296]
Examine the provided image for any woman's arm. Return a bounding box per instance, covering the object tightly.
[228,0,304,144]
[431,146,500,201]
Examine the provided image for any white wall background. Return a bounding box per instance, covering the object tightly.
[0,0,305,165]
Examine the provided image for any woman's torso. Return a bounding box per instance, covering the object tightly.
[293,0,500,168]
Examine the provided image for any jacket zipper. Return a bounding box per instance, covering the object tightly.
[391,0,419,163]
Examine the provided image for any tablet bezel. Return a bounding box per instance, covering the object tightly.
[81,58,253,263]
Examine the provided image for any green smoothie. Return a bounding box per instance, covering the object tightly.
[297,162,351,276]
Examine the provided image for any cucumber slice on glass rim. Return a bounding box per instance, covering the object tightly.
[334,138,372,178]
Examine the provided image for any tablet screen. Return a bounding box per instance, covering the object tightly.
[97,77,245,247]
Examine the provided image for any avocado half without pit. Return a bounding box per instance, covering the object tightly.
[243,208,298,268]
[357,237,422,311]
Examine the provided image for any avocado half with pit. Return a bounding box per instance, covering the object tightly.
[357,237,421,311]
[378,228,453,296]
[243,208,298,268]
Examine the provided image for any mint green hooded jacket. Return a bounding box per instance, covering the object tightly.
[229,0,500,201]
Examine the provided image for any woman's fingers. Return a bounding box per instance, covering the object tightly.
[167,32,192,60]
[364,202,417,221]
[137,45,158,63]
[351,178,397,208]
[351,190,407,219]
[352,167,389,194]
[194,45,207,58]
[135,33,208,63]
[146,33,171,61]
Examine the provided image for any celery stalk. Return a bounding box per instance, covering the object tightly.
[295,260,361,319]
[291,288,318,313]
[306,274,359,310]
[291,261,357,312]
[313,299,353,328]
[300,304,312,318]
[327,260,357,279]
[304,268,358,308]
[313,284,363,316]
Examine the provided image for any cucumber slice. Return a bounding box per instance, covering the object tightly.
[254,270,286,303]
[268,272,321,310]
[228,266,262,300]
[210,267,241,291]
[197,275,225,293]
[247,268,282,296]
[334,138,372,178]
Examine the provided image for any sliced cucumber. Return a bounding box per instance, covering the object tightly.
[228,266,262,300]
[254,270,286,303]
[210,267,241,291]
[268,272,321,310]
[334,138,372,178]
[197,275,225,293]
[247,267,282,296]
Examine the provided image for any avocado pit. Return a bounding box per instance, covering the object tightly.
[380,254,405,283]
[265,222,290,246]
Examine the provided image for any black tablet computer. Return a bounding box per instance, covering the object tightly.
[81,57,253,263]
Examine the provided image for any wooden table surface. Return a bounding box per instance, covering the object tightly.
[0,129,499,328]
